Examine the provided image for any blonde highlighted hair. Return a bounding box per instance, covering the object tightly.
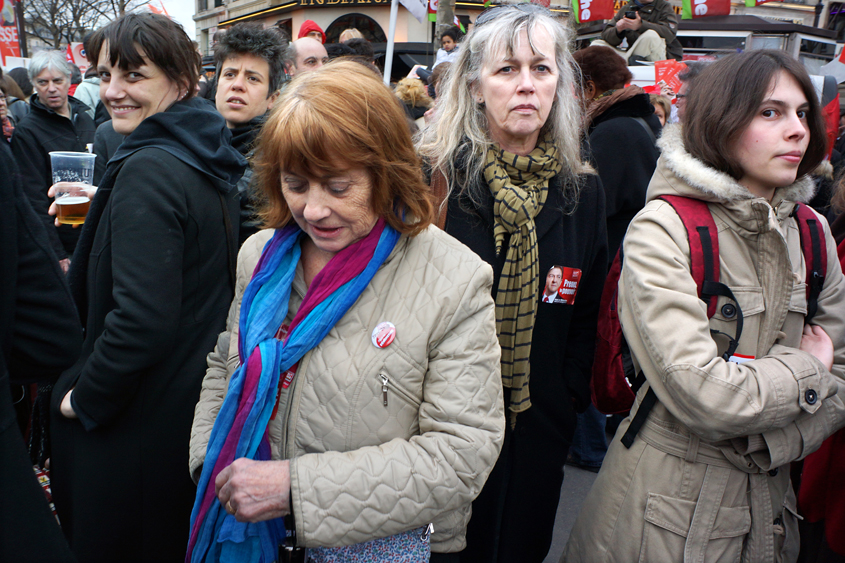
[253,60,433,236]
[395,77,433,109]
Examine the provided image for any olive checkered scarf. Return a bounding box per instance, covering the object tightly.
[483,136,562,426]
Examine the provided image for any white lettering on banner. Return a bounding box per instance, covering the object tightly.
[580,0,591,20]
[694,0,707,16]
[0,26,18,42]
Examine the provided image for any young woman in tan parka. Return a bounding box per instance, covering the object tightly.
[565,51,845,563]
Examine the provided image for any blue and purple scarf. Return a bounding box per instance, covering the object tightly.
[186,218,400,563]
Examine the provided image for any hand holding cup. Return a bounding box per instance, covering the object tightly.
[49,151,96,226]
[48,183,98,227]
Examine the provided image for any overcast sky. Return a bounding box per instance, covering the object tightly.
[159,0,197,38]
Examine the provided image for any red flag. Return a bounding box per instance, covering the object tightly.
[572,0,615,24]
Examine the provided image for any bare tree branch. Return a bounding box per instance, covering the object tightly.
[23,0,151,49]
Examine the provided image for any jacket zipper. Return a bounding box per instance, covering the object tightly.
[378,373,422,408]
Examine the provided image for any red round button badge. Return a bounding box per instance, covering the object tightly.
[372,322,396,349]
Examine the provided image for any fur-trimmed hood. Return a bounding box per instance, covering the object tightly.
[649,124,816,205]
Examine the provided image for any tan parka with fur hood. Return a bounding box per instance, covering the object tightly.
[565,125,845,563]
[189,227,505,553]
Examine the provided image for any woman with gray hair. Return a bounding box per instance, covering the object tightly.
[418,5,608,562]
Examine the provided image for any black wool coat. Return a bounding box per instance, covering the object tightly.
[445,167,608,563]
[10,95,96,260]
[50,99,245,563]
[0,141,81,562]
[587,93,661,262]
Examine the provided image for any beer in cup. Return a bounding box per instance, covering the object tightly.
[50,151,96,225]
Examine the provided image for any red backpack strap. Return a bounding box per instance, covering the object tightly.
[623,196,745,449]
[793,203,827,322]
[658,195,720,317]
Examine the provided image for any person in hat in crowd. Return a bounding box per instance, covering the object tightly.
[298,19,325,43]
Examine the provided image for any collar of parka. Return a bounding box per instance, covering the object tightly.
[652,124,816,205]
[646,124,818,234]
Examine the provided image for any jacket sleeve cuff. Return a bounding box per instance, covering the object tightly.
[70,391,99,431]
[753,399,841,469]
[288,458,306,546]
[766,344,834,415]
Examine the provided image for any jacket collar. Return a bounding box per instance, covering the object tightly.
[29,93,88,121]
[653,124,816,205]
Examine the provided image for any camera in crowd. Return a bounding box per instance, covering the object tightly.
[624,5,640,18]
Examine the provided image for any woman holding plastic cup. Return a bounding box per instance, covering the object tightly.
[49,13,246,562]
[48,150,96,226]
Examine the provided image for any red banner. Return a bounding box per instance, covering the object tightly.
[0,0,20,66]
[681,0,730,19]
[573,0,615,24]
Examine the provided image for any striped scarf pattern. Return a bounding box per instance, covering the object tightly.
[186,219,400,563]
[483,136,561,426]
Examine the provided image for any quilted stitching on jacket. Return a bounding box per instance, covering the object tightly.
[190,227,505,552]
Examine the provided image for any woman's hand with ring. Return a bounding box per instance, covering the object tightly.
[215,458,291,522]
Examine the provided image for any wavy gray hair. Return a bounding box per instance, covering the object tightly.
[28,50,72,82]
[417,5,587,206]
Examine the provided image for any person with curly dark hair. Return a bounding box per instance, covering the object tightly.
[214,22,286,245]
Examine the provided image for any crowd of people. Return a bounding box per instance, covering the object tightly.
[2,5,845,563]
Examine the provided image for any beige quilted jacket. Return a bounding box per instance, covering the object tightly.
[189,226,505,552]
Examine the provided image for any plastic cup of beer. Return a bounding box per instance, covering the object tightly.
[49,151,96,225]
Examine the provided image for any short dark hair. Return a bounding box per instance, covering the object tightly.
[326,42,354,60]
[88,13,200,101]
[8,67,32,96]
[572,45,632,92]
[684,50,827,181]
[678,61,709,85]
[214,22,287,95]
[344,38,374,60]
[69,63,82,85]
[441,26,461,42]
[1,75,26,100]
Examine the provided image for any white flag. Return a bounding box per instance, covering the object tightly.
[400,0,428,23]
